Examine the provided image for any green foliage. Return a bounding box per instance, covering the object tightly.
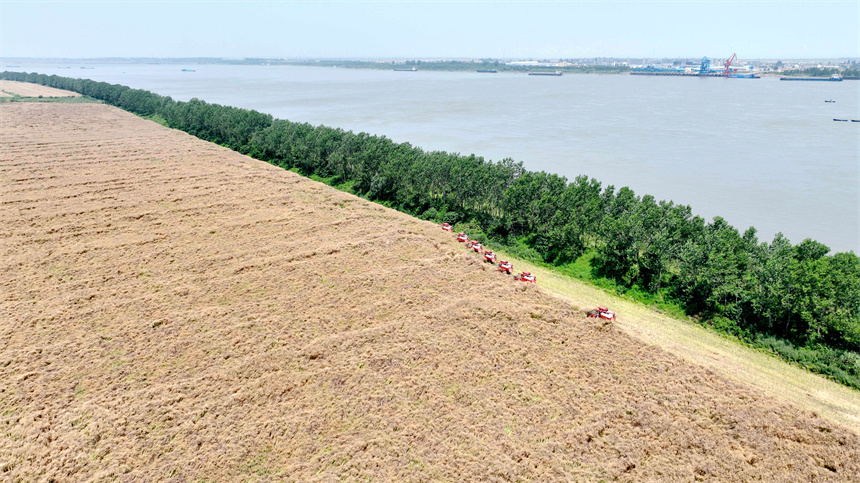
[842,67,860,78]
[780,67,840,77]
[441,211,461,225]
[141,113,168,126]
[556,249,597,280]
[420,207,440,222]
[709,316,752,340]
[755,336,860,390]
[7,70,858,390]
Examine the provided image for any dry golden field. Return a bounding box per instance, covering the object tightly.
[1,103,859,481]
[0,80,81,98]
[498,254,860,433]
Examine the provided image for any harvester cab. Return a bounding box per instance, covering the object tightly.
[498,260,513,274]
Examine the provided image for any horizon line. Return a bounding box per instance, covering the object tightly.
[2,56,859,62]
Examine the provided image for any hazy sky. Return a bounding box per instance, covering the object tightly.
[2,1,858,59]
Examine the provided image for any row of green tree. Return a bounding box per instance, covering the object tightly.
[780,66,860,78]
[4,71,858,389]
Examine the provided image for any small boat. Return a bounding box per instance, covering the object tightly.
[476,69,497,73]
[852,120,860,123]
[394,67,417,72]
[833,119,848,122]
[181,69,196,72]
[825,100,836,103]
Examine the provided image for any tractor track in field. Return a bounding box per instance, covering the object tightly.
[1,102,859,481]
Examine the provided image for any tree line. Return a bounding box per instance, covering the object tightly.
[780,66,860,78]
[3,71,858,389]
[278,59,631,74]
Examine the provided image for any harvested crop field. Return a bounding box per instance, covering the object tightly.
[503,255,860,432]
[2,103,859,482]
[0,80,81,98]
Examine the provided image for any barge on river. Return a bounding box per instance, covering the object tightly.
[780,74,843,82]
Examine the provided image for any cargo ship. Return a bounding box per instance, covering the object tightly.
[528,71,563,76]
[477,69,498,73]
[780,74,842,82]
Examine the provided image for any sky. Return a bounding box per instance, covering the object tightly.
[1,1,858,60]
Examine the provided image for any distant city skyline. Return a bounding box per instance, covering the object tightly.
[2,1,858,60]
[1,56,856,63]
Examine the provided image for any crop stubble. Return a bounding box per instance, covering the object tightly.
[0,80,81,98]
[1,103,858,481]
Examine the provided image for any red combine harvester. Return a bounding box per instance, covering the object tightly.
[498,260,513,274]
[514,271,536,283]
[441,222,453,232]
[456,232,469,243]
[483,250,497,263]
[586,306,616,322]
[470,242,483,253]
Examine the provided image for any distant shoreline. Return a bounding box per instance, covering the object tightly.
[5,57,858,78]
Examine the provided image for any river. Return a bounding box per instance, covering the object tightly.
[10,62,859,253]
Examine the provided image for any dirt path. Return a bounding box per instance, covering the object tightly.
[2,102,858,481]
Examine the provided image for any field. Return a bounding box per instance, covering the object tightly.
[498,254,860,432]
[0,80,81,98]
[1,102,859,481]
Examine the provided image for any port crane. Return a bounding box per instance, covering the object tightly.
[723,53,737,75]
[698,56,711,74]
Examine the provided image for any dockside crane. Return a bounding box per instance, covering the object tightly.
[723,53,738,75]
[698,56,711,74]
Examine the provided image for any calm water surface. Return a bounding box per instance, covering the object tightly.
[14,62,860,253]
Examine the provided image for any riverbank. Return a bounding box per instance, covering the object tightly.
[282,59,631,74]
